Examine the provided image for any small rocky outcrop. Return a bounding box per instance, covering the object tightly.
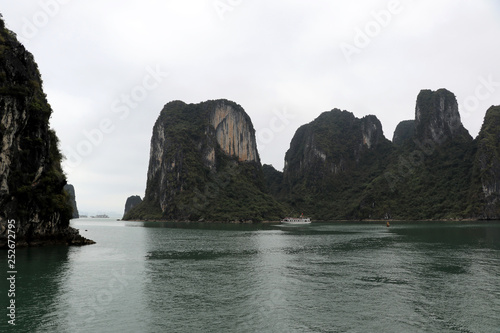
[124,195,142,217]
[0,17,93,247]
[392,120,415,146]
[64,184,79,219]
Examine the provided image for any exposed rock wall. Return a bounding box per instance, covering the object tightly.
[210,102,259,163]
[415,89,471,144]
[63,184,79,219]
[284,109,388,184]
[125,99,283,221]
[0,19,93,247]
[471,106,500,218]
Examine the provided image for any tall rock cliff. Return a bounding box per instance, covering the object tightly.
[282,109,392,219]
[63,184,79,219]
[379,89,476,219]
[284,110,388,183]
[468,106,500,218]
[0,18,93,247]
[265,89,493,220]
[124,100,283,222]
[414,89,472,144]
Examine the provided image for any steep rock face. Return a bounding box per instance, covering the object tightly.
[470,106,500,218]
[123,195,142,216]
[361,115,385,149]
[284,110,388,184]
[210,103,259,163]
[281,109,392,219]
[0,19,93,247]
[267,88,485,220]
[63,184,79,219]
[392,120,415,146]
[125,99,283,221]
[414,89,471,144]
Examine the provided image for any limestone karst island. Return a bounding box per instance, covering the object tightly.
[0,18,93,248]
[123,89,500,223]
[1,4,499,333]
[1,14,500,249]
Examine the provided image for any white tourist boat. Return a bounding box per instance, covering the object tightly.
[281,214,311,224]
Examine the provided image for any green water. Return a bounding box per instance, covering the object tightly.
[1,220,500,332]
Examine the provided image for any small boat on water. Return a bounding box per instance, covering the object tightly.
[281,214,311,225]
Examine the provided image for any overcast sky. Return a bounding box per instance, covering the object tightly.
[2,0,500,216]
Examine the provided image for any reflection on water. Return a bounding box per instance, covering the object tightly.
[0,245,70,332]
[1,220,499,332]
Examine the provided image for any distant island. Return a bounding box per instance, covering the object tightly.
[124,90,500,222]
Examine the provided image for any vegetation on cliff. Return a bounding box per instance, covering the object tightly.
[266,89,499,221]
[467,106,500,218]
[124,100,284,222]
[280,109,393,219]
[0,18,93,247]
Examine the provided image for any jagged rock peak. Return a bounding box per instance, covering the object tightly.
[414,89,471,144]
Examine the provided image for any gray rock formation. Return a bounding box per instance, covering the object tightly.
[0,18,93,247]
[124,195,142,216]
[64,184,79,219]
[124,99,283,221]
[470,105,500,218]
[414,89,472,144]
[283,109,389,182]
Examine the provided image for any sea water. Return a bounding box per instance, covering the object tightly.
[1,220,499,332]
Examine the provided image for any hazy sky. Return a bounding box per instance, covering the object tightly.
[2,0,500,216]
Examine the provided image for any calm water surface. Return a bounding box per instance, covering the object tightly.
[1,220,500,332]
